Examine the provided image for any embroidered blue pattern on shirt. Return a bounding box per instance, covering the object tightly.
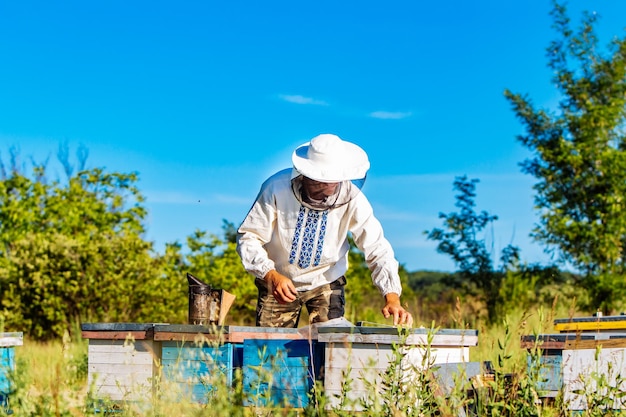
[289,206,330,269]
[298,210,320,268]
[314,211,328,266]
[289,206,307,265]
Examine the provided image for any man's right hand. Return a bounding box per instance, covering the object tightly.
[264,270,298,304]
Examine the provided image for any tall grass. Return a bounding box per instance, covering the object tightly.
[2,310,625,416]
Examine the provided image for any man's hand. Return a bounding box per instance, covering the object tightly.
[382,293,413,326]
[264,270,298,304]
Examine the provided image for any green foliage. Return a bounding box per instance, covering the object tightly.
[8,311,626,416]
[505,1,626,313]
[571,346,626,416]
[0,146,265,338]
[343,236,415,325]
[407,270,483,327]
[473,317,542,417]
[425,176,520,323]
[183,227,257,324]
[0,156,187,339]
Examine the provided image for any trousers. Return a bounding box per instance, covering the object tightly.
[255,276,346,327]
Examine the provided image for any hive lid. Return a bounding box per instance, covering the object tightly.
[554,315,626,332]
[0,332,23,347]
[317,326,478,336]
[80,322,160,331]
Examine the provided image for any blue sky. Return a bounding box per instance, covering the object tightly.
[1,1,625,272]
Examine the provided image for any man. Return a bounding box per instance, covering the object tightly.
[236,133,413,328]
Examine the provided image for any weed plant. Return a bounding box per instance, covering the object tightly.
[3,312,626,416]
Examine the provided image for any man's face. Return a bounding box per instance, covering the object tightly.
[302,177,339,200]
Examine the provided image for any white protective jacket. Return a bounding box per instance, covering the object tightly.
[236,169,402,297]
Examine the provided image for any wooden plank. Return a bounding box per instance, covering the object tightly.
[318,332,478,346]
[161,364,231,384]
[317,326,478,337]
[555,321,626,332]
[562,347,626,410]
[242,339,314,409]
[159,381,217,404]
[318,326,477,336]
[325,343,393,370]
[0,333,23,347]
[152,324,306,342]
[324,343,470,370]
[324,370,382,392]
[160,342,236,394]
[81,330,152,340]
[0,348,15,393]
[226,330,305,343]
[87,363,154,402]
[521,333,599,349]
[88,368,153,384]
[89,363,155,375]
[404,346,468,364]
[88,339,156,349]
[555,315,626,324]
[86,337,161,403]
[564,339,626,350]
[161,344,232,362]
[323,340,472,412]
[228,325,302,335]
[88,380,153,401]
[534,355,563,392]
[81,323,158,331]
[87,351,154,365]
[88,340,159,356]
[153,324,226,333]
[153,331,224,342]
[520,341,567,349]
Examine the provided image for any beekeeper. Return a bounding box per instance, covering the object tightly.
[236,133,413,328]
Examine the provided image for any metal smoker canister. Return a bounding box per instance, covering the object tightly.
[187,273,220,325]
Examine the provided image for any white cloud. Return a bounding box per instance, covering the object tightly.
[369,111,412,120]
[278,94,328,106]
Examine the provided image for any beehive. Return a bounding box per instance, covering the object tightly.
[241,337,323,409]
[153,324,242,404]
[81,323,161,402]
[318,326,479,411]
[0,332,23,411]
[522,315,626,411]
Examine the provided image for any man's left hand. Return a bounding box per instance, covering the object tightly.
[382,293,413,326]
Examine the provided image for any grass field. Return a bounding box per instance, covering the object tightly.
[1,309,622,416]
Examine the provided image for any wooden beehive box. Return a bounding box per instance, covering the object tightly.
[522,316,626,411]
[317,326,478,411]
[81,323,161,402]
[554,315,626,333]
[153,324,317,406]
[520,333,596,397]
[178,326,321,410]
[0,332,23,411]
[242,337,323,409]
[560,336,626,410]
[153,324,243,404]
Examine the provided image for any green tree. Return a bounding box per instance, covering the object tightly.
[504,1,626,313]
[0,150,184,339]
[425,176,519,322]
[343,236,415,325]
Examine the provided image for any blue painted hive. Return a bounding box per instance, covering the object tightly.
[0,332,23,412]
[154,324,243,404]
[242,336,323,409]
